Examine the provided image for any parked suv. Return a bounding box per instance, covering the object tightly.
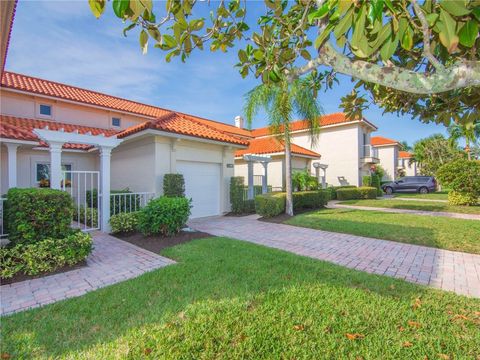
[382,176,437,195]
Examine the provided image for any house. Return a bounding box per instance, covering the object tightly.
[371,136,401,181]
[234,113,379,188]
[398,151,418,177]
[0,72,250,226]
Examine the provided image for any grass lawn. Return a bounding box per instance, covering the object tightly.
[2,238,479,359]
[286,208,480,254]
[340,199,480,215]
[393,191,449,200]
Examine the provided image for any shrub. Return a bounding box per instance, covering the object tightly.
[327,185,356,200]
[362,176,372,187]
[255,190,329,218]
[6,188,74,245]
[292,170,318,191]
[163,174,185,197]
[230,177,256,214]
[74,206,99,228]
[0,231,92,279]
[437,159,480,205]
[110,212,140,234]
[86,189,139,215]
[336,186,377,200]
[138,197,191,236]
[370,174,383,196]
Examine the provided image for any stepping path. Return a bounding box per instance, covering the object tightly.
[1,233,174,316]
[189,215,480,298]
[329,201,480,221]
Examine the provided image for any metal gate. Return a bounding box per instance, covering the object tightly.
[62,170,100,231]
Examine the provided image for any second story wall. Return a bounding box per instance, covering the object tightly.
[377,145,399,181]
[0,90,149,130]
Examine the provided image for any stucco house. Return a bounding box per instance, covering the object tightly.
[371,136,401,181]
[398,151,418,177]
[0,72,251,227]
[234,113,379,188]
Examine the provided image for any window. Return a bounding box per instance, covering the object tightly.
[111,117,121,127]
[36,163,72,182]
[39,104,52,116]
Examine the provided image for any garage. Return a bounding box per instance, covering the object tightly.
[176,161,221,218]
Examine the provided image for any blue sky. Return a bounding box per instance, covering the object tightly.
[6,0,448,146]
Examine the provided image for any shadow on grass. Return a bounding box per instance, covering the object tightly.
[0,237,439,358]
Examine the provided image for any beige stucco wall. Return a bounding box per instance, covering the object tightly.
[376,145,399,181]
[399,158,417,177]
[0,90,148,130]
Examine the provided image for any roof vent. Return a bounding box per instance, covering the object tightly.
[234,116,244,129]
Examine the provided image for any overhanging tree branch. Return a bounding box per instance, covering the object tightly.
[291,42,480,94]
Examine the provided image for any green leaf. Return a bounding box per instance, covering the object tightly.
[300,50,311,61]
[147,27,161,42]
[314,24,334,49]
[384,0,395,12]
[370,24,392,52]
[426,13,439,26]
[401,25,413,50]
[351,5,366,48]
[333,8,353,39]
[458,20,478,47]
[162,34,177,49]
[238,49,248,63]
[380,35,398,61]
[338,0,352,15]
[308,2,329,23]
[368,0,384,23]
[472,7,480,21]
[396,17,408,42]
[440,0,471,17]
[122,23,137,37]
[113,0,130,18]
[88,0,105,18]
[139,29,148,54]
[438,9,459,53]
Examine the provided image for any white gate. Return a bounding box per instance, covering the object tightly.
[62,170,100,231]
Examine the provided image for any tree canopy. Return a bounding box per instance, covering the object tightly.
[89,0,480,125]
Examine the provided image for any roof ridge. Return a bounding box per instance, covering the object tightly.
[175,112,248,141]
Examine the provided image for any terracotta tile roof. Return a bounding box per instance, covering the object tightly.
[234,137,320,158]
[251,113,377,137]
[0,115,118,149]
[118,112,248,146]
[399,151,413,158]
[371,136,399,146]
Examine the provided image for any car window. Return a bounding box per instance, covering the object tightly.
[415,177,428,183]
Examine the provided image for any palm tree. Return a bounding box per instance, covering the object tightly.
[447,121,480,160]
[400,140,412,151]
[244,79,322,216]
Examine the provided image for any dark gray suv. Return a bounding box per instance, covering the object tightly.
[382,176,437,195]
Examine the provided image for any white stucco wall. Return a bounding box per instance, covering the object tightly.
[376,145,399,181]
[0,91,148,130]
[399,158,417,177]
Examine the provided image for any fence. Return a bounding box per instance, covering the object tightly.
[110,192,155,215]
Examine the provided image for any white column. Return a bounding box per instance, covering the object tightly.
[247,160,254,200]
[5,143,19,189]
[262,162,268,194]
[100,146,113,232]
[322,168,327,189]
[49,142,64,190]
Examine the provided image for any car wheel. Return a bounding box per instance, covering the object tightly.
[419,187,429,194]
[384,187,393,195]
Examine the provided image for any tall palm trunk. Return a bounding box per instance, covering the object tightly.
[284,128,293,216]
[466,139,471,160]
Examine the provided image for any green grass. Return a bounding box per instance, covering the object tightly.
[286,208,480,254]
[393,191,449,200]
[340,199,480,215]
[2,238,479,359]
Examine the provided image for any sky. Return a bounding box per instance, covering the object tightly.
[5,0,449,146]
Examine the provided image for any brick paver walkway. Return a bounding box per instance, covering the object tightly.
[330,201,480,221]
[1,232,174,316]
[189,215,480,298]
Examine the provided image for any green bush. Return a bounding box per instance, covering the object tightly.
[370,174,383,196]
[6,188,74,245]
[255,190,329,218]
[230,177,256,214]
[336,186,377,200]
[163,174,185,197]
[138,197,191,236]
[0,231,92,279]
[437,159,480,205]
[86,189,139,215]
[110,212,140,234]
[74,206,99,228]
[292,170,318,191]
[362,176,372,187]
[326,185,356,200]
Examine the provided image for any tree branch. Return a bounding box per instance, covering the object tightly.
[411,0,445,72]
[290,42,480,94]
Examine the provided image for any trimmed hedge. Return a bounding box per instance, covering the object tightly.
[438,159,480,206]
[255,190,330,218]
[447,191,479,206]
[0,231,93,279]
[138,197,191,236]
[6,188,74,245]
[336,186,377,200]
[110,212,140,234]
[230,177,256,214]
[327,185,356,200]
[371,174,383,196]
[163,174,185,197]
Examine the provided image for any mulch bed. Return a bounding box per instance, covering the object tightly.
[1,260,88,286]
[115,230,213,254]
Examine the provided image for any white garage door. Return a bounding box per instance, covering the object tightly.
[176,161,221,218]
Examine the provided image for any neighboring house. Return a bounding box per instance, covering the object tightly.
[371,136,401,181]
[0,72,249,222]
[397,151,418,177]
[234,113,379,188]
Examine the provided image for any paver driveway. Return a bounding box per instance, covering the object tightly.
[1,232,174,316]
[189,215,480,298]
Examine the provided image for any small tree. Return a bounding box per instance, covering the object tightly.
[163,174,185,197]
[448,121,480,161]
[437,159,480,206]
[412,134,462,176]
